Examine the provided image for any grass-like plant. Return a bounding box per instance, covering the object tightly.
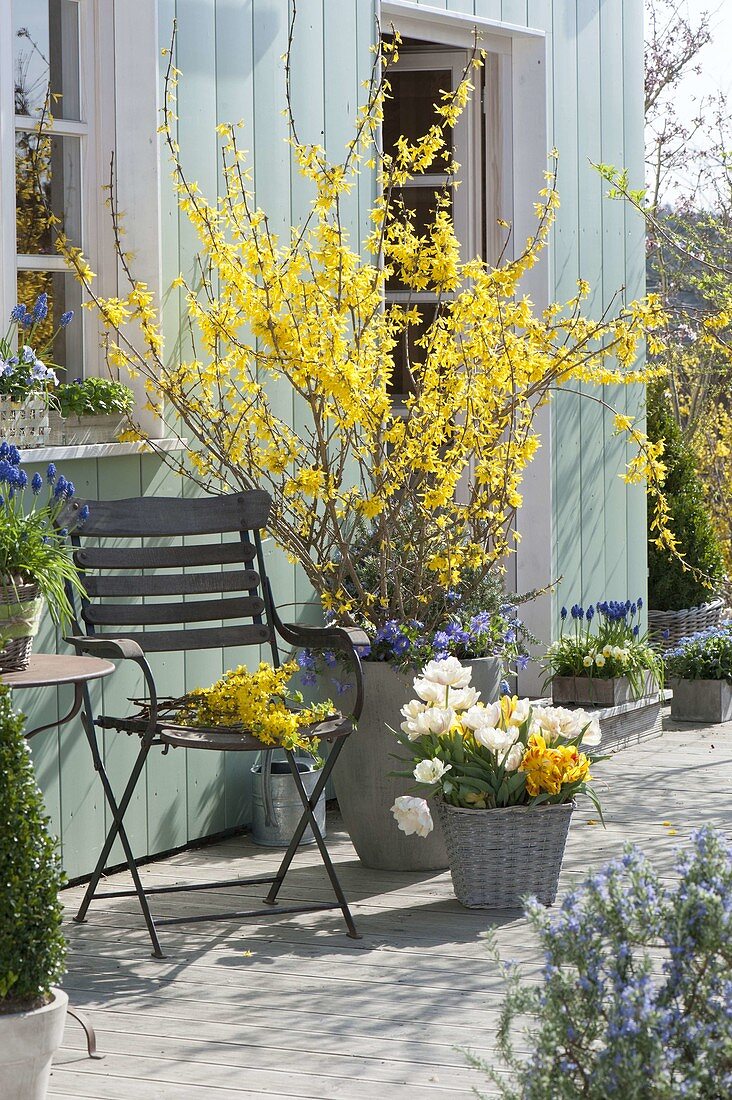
[471,828,732,1098]
[0,685,66,1011]
[0,444,88,627]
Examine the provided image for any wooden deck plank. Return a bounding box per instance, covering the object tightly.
[49,714,732,1099]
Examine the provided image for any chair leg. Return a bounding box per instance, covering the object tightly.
[74,701,165,958]
[264,743,360,939]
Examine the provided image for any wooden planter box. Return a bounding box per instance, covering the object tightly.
[670,679,732,724]
[552,672,656,707]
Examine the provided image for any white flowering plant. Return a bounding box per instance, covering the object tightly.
[390,656,603,838]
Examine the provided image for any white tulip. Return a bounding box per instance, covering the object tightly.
[461,701,501,730]
[474,725,514,754]
[503,743,524,772]
[448,685,481,711]
[413,677,449,705]
[411,707,455,738]
[573,709,602,746]
[510,698,532,724]
[413,758,452,784]
[420,656,472,689]
[391,796,434,837]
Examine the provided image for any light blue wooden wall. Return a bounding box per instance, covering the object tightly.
[24,0,646,877]
[410,0,648,619]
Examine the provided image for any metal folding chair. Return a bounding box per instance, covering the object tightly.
[59,490,363,958]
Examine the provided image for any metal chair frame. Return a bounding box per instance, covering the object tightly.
[60,491,364,958]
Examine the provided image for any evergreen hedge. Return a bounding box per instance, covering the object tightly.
[647,384,725,611]
[0,685,66,1012]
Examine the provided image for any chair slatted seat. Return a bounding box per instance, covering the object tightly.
[60,490,364,957]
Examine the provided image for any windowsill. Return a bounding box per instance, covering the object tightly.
[20,437,186,462]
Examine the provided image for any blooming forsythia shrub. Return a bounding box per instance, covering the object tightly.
[472,828,732,1099]
[59,28,667,630]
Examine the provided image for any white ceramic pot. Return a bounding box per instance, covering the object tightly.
[0,988,68,1100]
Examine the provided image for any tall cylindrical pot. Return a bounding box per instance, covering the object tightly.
[333,657,502,872]
[0,988,68,1100]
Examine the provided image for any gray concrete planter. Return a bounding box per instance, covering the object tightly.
[0,987,68,1100]
[333,656,502,872]
[671,678,732,724]
[552,672,655,707]
[55,413,126,445]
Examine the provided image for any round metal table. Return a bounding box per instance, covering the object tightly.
[1,652,115,1059]
[2,653,115,740]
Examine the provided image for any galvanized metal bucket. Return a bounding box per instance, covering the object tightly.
[251,751,326,847]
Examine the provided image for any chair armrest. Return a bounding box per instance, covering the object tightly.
[64,635,159,734]
[276,621,370,651]
[64,635,145,661]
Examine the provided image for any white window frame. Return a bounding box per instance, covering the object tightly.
[380,0,551,694]
[0,0,163,437]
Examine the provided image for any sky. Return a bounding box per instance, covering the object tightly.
[672,1,732,122]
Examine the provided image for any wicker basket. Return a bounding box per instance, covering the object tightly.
[434,799,574,908]
[648,599,726,650]
[0,582,43,672]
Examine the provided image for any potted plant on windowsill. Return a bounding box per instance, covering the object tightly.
[389,656,602,908]
[545,598,664,707]
[0,684,67,1099]
[666,621,732,723]
[0,295,71,449]
[0,445,88,672]
[49,376,135,446]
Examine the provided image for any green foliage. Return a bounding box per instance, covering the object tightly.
[56,376,134,418]
[0,686,65,1010]
[647,384,725,610]
[665,622,732,682]
[474,829,732,1099]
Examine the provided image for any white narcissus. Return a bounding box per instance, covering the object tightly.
[391,795,434,837]
[413,758,452,784]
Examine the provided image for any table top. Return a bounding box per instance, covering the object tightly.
[1,652,115,689]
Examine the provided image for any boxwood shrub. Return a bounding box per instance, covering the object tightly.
[0,686,66,1011]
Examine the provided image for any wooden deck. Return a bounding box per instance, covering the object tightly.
[50,713,732,1099]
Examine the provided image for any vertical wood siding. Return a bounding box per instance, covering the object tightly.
[24,0,645,876]
[414,0,647,618]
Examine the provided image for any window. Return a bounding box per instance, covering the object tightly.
[11,0,90,376]
[381,45,485,397]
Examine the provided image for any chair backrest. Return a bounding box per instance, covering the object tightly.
[62,491,281,661]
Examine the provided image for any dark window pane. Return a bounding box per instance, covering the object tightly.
[16,269,83,377]
[388,303,438,398]
[386,186,453,292]
[383,69,453,159]
[16,132,82,254]
[13,0,80,120]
